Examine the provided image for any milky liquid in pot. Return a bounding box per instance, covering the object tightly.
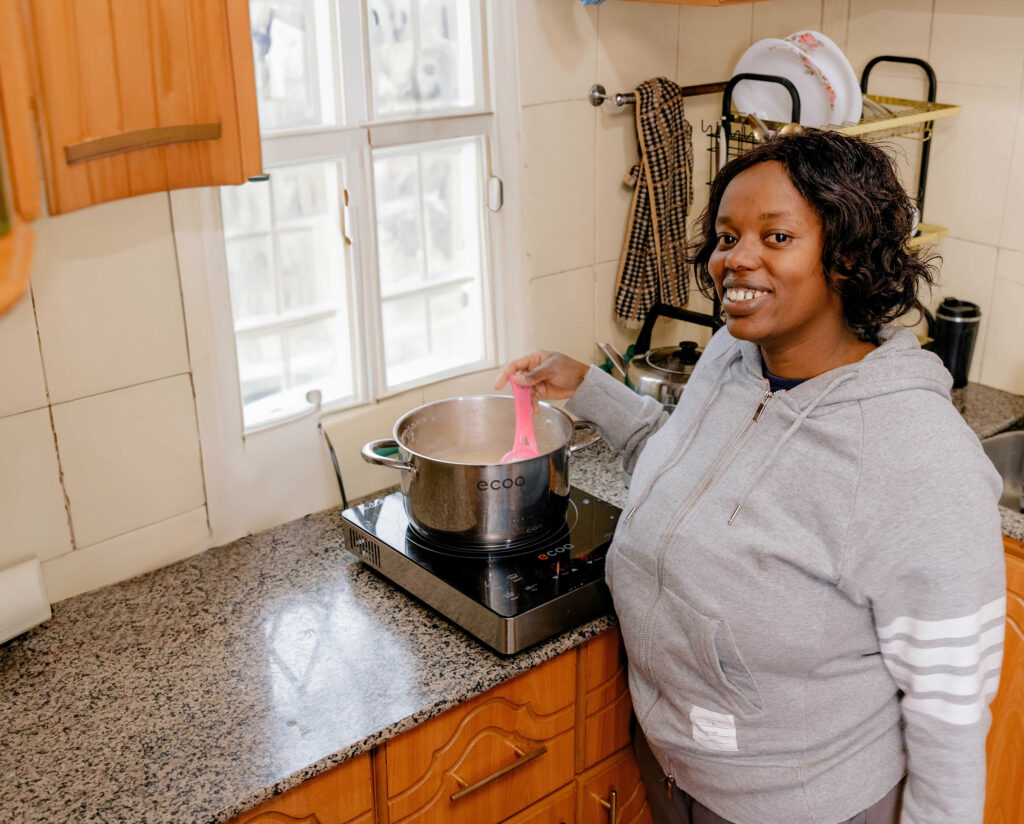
[426,446,515,465]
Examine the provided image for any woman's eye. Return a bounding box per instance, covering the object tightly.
[769,232,790,244]
[716,234,736,247]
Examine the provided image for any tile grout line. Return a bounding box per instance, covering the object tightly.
[166,191,213,538]
[28,283,79,552]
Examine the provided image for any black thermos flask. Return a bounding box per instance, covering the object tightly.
[932,297,981,389]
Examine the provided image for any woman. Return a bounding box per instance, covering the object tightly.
[495,131,1005,824]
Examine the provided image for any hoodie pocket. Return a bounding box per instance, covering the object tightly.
[654,587,764,715]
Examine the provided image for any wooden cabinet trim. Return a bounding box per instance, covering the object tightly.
[1004,534,1024,562]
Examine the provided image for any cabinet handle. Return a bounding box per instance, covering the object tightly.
[449,744,547,802]
[597,788,618,824]
[65,122,221,164]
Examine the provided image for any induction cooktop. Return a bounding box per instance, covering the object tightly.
[340,488,621,654]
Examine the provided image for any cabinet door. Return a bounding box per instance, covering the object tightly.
[579,630,633,771]
[385,653,577,824]
[576,747,652,824]
[226,753,373,824]
[501,786,575,824]
[985,545,1024,823]
[22,0,261,215]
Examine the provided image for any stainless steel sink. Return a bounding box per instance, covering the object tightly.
[981,430,1024,511]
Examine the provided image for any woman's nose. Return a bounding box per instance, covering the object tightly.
[725,236,758,270]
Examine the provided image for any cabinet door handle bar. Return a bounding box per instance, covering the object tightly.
[449,745,547,802]
[65,122,222,164]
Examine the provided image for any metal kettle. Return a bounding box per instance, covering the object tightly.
[598,302,723,411]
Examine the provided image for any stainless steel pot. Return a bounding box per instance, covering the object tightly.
[361,395,601,546]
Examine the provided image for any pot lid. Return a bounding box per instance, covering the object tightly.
[644,340,701,375]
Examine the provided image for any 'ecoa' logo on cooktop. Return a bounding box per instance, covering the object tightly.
[477,477,526,490]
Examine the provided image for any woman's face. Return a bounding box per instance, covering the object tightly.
[709,162,849,364]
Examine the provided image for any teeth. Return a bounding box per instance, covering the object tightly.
[726,288,765,302]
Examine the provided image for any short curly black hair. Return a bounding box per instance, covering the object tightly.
[689,129,937,343]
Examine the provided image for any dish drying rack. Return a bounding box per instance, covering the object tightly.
[591,56,961,252]
[707,56,961,250]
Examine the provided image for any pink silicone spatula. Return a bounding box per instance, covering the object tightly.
[501,379,540,463]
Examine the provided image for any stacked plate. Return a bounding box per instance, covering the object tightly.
[731,31,862,128]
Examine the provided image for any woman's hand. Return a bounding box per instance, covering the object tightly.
[494,351,589,410]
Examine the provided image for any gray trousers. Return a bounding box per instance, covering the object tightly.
[634,731,903,824]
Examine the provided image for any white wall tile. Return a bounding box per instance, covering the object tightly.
[527,267,596,364]
[595,260,635,363]
[996,247,1024,287]
[0,409,72,566]
[979,276,1024,394]
[752,0,824,42]
[596,0,679,97]
[595,106,639,266]
[822,0,850,49]
[1000,92,1024,251]
[42,506,210,602]
[677,4,753,87]
[926,83,1018,247]
[52,374,205,548]
[31,193,190,404]
[516,0,599,107]
[927,237,998,385]
[0,289,47,418]
[930,0,1024,89]
[521,102,597,278]
[846,0,933,85]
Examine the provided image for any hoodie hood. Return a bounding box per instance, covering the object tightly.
[732,325,953,411]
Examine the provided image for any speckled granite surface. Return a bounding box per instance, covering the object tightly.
[1,381,1021,824]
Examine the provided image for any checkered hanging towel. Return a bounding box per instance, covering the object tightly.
[614,77,694,329]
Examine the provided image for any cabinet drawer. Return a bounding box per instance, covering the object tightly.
[501,785,575,824]
[576,748,652,824]
[227,753,373,824]
[580,630,633,769]
[386,654,576,824]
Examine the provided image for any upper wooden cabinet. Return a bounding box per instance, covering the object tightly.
[17,0,261,215]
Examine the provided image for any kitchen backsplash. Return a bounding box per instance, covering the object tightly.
[1,0,1022,602]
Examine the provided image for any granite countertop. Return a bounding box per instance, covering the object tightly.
[1,381,1022,824]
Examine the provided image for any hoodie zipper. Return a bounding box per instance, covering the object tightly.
[636,387,773,726]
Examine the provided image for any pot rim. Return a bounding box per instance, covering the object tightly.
[392,394,574,466]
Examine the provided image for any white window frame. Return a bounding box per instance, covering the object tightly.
[171,0,523,545]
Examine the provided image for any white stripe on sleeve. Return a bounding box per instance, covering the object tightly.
[875,596,1005,641]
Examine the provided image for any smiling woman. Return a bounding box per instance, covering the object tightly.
[497,129,1006,824]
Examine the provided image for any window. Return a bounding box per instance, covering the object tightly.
[223,0,496,431]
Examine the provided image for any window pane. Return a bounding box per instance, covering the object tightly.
[221,160,358,430]
[287,318,351,399]
[373,137,488,389]
[225,235,276,321]
[238,332,285,405]
[251,0,335,131]
[367,0,479,119]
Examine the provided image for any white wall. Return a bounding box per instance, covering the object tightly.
[1,0,1021,602]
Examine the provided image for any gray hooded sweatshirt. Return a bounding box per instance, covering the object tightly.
[566,325,1005,824]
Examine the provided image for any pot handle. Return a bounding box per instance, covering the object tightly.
[569,420,602,454]
[360,438,417,476]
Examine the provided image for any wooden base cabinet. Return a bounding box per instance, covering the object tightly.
[383,653,577,824]
[985,539,1024,824]
[225,753,373,824]
[226,630,649,824]
[577,748,653,824]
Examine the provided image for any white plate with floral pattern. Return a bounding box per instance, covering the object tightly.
[731,37,839,128]
[785,30,862,125]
